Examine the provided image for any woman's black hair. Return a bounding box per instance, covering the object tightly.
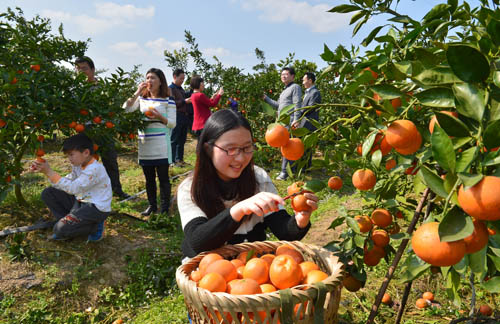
[142,68,170,98]
[191,109,257,219]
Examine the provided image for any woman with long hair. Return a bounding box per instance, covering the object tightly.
[123,68,176,216]
[177,109,318,259]
[190,75,224,136]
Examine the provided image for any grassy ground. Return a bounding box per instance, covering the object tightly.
[0,134,498,324]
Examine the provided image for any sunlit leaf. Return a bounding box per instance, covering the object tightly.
[431,125,456,172]
[413,67,461,86]
[435,111,469,137]
[414,87,455,108]
[447,45,490,82]
[482,276,500,293]
[417,166,448,198]
[439,207,473,242]
[453,83,485,122]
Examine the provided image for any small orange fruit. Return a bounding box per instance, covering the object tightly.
[269,254,303,289]
[342,274,362,292]
[93,116,102,124]
[303,270,328,285]
[243,258,269,285]
[281,138,304,161]
[105,121,114,128]
[478,304,493,316]
[189,270,204,282]
[75,124,85,133]
[30,64,41,72]
[291,194,311,212]
[205,259,237,283]
[352,169,376,191]
[371,209,392,228]
[372,229,390,247]
[199,272,227,293]
[422,291,434,301]
[35,148,45,157]
[199,253,223,272]
[265,124,289,147]
[260,283,277,293]
[385,159,397,171]
[355,215,373,233]
[328,176,343,190]
[381,293,392,305]
[276,244,304,264]
[416,298,429,309]
[299,261,320,279]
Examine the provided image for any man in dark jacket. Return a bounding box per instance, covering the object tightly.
[292,72,321,131]
[169,69,192,166]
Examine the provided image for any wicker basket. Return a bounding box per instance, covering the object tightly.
[176,240,344,324]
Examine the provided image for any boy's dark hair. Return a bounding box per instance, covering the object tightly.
[282,67,295,76]
[304,72,316,83]
[173,68,185,77]
[62,133,94,155]
[190,75,204,90]
[75,56,95,70]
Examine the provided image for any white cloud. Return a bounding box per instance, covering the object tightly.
[109,41,146,56]
[42,2,155,36]
[237,0,349,33]
[204,47,231,57]
[145,38,185,56]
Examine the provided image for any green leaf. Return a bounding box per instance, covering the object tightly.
[303,179,326,193]
[481,276,500,293]
[320,44,335,62]
[487,19,500,46]
[446,269,461,306]
[413,67,462,86]
[261,101,275,117]
[394,61,412,76]
[468,247,487,275]
[352,16,368,36]
[457,173,483,189]
[361,25,384,47]
[328,217,345,230]
[453,83,485,122]
[350,11,366,25]
[328,4,361,13]
[370,84,402,99]
[483,152,500,167]
[417,165,448,198]
[362,131,377,158]
[371,150,382,168]
[483,120,500,150]
[399,254,431,283]
[346,217,361,234]
[354,234,365,249]
[435,111,469,137]
[456,147,477,172]
[439,207,473,242]
[414,87,455,108]
[447,45,490,82]
[280,103,296,117]
[423,4,451,23]
[291,127,309,137]
[431,125,456,172]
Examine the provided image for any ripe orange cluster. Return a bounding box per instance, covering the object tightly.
[286,181,312,212]
[265,124,304,161]
[189,244,329,322]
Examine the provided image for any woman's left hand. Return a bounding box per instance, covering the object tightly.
[146,108,163,120]
[293,192,318,228]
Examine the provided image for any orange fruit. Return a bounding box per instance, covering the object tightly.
[75,124,85,133]
[478,304,493,316]
[199,253,223,272]
[287,181,304,196]
[260,283,277,293]
[299,261,320,279]
[487,227,497,235]
[378,135,393,156]
[269,255,303,289]
[364,67,378,80]
[190,269,204,282]
[30,64,41,72]
[6,175,12,183]
[385,159,396,171]
[372,229,390,247]
[236,251,257,264]
[265,124,289,147]
[198,272,227,292]
[36,157,46,163]
[411,222,466,266]
[457,176,500,221]
[226,278,262,295]
[381,293,392,305]
[355,215,373,233]
[112,320,124,324]
[291,194,311,212]
[352,169,376,191]
[342,274,362,292]
[230,259,244,269]
[93,116,102,124]
[276,245,304,264]
[0,119,6,128]
[328,176,343,190]
[395,210,403,219]
[236,265,244,279]
[422,291,434,302]
[105,121,114,128]
[429,111,458,133]
[303,270,328,285]
[79,109,89,116]
[281,138,304,161]
[416,298,429,309]
[35,148,45,157]
[391,97,402,109]
[386,120,421,154]
[205,259,237,283]
[356,144,363,155]
[243,258,269,285]
[371,209,392,228]
[260,254,275,267]
[37,135,44,142]
[463,219,489,254]
[364,251,382,266]
[68,121,77,128]
[145,110,154,117]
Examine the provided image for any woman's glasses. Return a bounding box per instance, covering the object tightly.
[212,143,255,156]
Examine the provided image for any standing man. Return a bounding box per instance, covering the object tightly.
[75,56,130,200]
[263,67,302,180]
[169,69,191,166]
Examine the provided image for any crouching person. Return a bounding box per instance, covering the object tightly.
[32,133,112,241]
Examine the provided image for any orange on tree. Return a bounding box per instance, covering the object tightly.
[276,244,304,264]
[463,219,489,254]
[364,67,378,80]
[105,121,114,128]
[391,97,402,109]
[395,210,403,219]
[291,194,312,212]
[79,109,89,116]
[385,159,396,170]
[93,116,102,124]
[281,137,304,161]
[242,258,269,285]
[93,144,99,152]
[429,111,458,134]
[355,215,373,233]
[352,169,376,191]
[371,209,392,228]
[416,298,429,309]
[385,120,422,155]
[457,176,500,221]
[30,64,41,72]
[265,123,289,147]
[68,121,77,128]
[372,229,390,247]
[269,254,303,289]
[37,135,44,142]
[198,272,227,293]
[75,124,85,133]
[342,274,362,292]
[411,222,466,266]
[328,176,343,190]
[422,291,434,302]
[205,259,237,283]
[0,119,6,128]
[35,148,45,157]
[199,253,223,272]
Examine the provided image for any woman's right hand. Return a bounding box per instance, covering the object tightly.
[137,82,148,94]
[230,192,284,222]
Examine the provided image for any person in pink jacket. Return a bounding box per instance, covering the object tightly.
[189,75,224,136]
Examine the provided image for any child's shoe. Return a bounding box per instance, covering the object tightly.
[87,221,104,242]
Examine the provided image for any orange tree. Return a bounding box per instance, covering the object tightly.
[308,0,500,309]
[0,8,144,206]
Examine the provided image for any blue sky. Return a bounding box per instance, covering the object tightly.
[1,0,481,78]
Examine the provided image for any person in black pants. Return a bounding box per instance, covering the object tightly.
[75,57,130,200]
[176,110,318,260]
[169,69,191,166]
